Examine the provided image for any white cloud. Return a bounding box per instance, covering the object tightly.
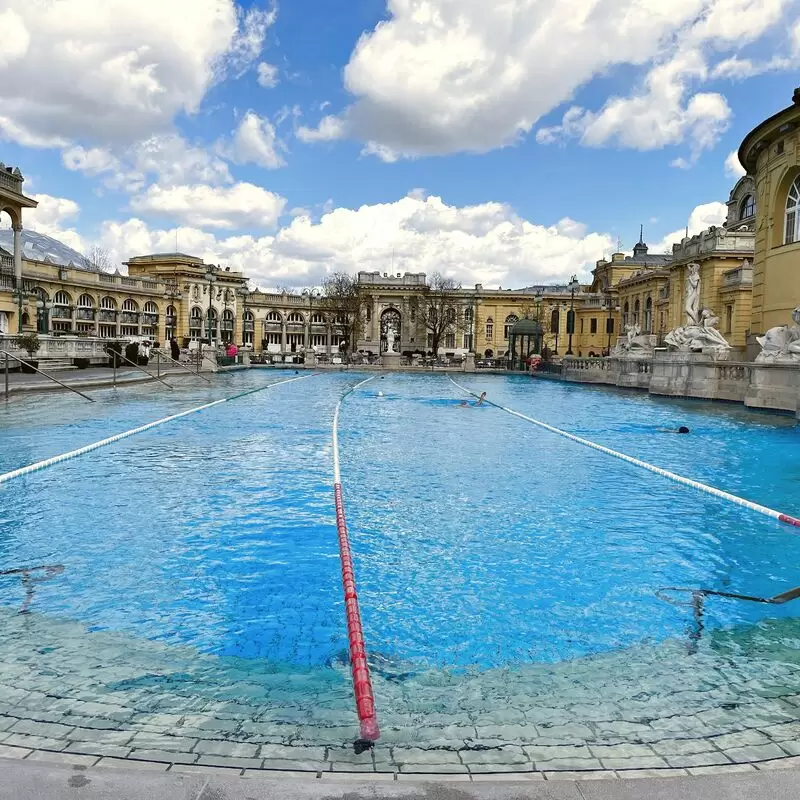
[0,0,275,148]
[25,193,85,253]
[296,115,346,143]
[129,183,287,230]
[62,147,121,177]
[537,50,732,161]
[317,0,795,159]
[653,201,728,254]
[98,194,615,289]
[228,111,286,169]
[256,62,280,88]
[0,9,29,68]
[724,150,746,179]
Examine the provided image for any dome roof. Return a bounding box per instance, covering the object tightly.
[510,318,543,335]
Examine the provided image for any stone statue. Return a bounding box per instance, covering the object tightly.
[192,284,200,301]
[685,263,701,325]
[385,322,397,353]
[664,307,731,355]
[613,323,653,355]
[755,307,800,363]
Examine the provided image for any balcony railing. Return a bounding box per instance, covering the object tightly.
[76,308,95,320]
[121,277,138,287]
[141,313,158,324]
[51,306,72,319]
[166,315,177,326]
[98,310,117,322]
[99,274,116,284]
[244,321,255,332]
[120,312,139,324]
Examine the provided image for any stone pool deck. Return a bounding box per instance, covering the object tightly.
[5,755,800,800]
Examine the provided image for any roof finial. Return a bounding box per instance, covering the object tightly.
[617,236,623,252]
[639,224,644,244]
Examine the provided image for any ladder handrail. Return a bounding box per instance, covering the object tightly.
[156,349,212,383]
[0,564,65,614]
[105,348,173,389]
[0,350,95,403]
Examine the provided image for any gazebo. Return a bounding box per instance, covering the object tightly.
[508,318,543,371]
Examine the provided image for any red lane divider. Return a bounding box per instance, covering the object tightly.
[334,482,380,742]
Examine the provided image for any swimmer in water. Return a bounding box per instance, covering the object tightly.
[377,391,384,397]
[476,392,487,406]
[658,425,690,434]
[458,400,469,408]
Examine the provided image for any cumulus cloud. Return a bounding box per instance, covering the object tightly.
[653,201,728,254]
[0,0,275,148]
[257,62,280,88]
[296,115,346,143]
[227,111,286,169]
[129,183,287,230]
[537,50,731,162]
[724,150,746,179]
[25,193,85,253]
[95,194,615,289]
[308,0,796,160]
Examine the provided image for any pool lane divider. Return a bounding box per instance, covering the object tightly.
[0,373,317,487]
[448,377,800,529]
[332,374,381,749]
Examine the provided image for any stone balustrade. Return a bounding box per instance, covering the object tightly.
[0,335,112,366]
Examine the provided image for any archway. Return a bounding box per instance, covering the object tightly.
[380,308,401,354]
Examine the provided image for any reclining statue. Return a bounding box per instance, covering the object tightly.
[665,308,731,355]
[756,307,800,363]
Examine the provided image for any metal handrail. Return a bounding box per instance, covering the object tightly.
[657,584,800,652]
[105,348,173,389]
[0,564,65,614]
[1,350,95,403]
[155,350,212,383]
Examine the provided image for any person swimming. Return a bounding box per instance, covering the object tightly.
[377,391,384,397]
[678,426,690,434]
[476,392,487,406]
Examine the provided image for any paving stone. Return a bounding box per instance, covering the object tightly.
[396,772,471,781]
[600,756,668,770]
[262,759,330,772]
[128,733,198,752]
[651,738,718,757]
[534,723,594,743]
[616,768,689,779]
[665,752,731,768]
[321,771,396,781]
[329,762,377,773]
[169,763,243,775]
[755,756,800,771]
[544,770,617,780]
[712,730,772,749]
[397,764,469,774]
[196,755,263,769]
[458,746,528,765]
[474,724,540,742]
[193,739,259,758]
[392,747,462,765]
[590,744,658,759]
[687,763,758,775]
[9,719,76,739]
[259,744,327,761]
[760,722,800,741]
[4,733,67,751]
[65,742,132,758]
[25,751,100,766]
[128,750,199,765]
[524,745,593,762]
[0,744,32,759]
[0,717,18,732]
[535,758,604,772]
[466,764,534,774]
[471,772,545,782]
[722,743,789,763]
[96,757,168,771]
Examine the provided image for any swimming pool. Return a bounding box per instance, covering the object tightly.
[2,370,800,772]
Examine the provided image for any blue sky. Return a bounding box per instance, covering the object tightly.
[1,0,798,289]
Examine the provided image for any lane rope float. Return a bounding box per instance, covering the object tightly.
[332,374,380,750]
[449,377,800,529]
[0,373,316,487]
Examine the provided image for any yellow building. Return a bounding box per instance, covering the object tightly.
[739,86,800,336]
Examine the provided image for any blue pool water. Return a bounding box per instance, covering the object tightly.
[1,371,800,674]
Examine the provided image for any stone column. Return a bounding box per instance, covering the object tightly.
[281,323,287,354]
[304,319,310,350]
[12,224,21,285]
[372,296,380,344]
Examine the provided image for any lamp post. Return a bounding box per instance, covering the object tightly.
[204,267,217,344]
[35,298,53,335]
[13,282,27,334]
[606,298,620,355]
[162,284,182,344]
[239,286,250,346]
[301,288,320,354]
[566,275,580,355]
[553,302,565,355]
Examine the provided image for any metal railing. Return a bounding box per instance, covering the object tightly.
[657,584,800,653]
[104,348,173,389]
[1,350,95,402]
[154,350,212,383]
[0,564,65,614]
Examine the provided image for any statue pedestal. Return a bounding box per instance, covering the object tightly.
[649,351,720,398]
[745,362,800,413]
[464,352,476,373]
[382,352,401,369]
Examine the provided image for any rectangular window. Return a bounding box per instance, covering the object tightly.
[311,334,326,347]
[462,334,472,349]
[725,305,733,334]
[590,318,597,334]
[120,325,138,336]
[444,333,456,348]
[99,324,117,338]
[485,323,493,339]
[786,211,797,244]
[777,140,785,155]
[427,333,434,349]
[580,318,584,334]
[606,317,615,334]
[264,332,281,345]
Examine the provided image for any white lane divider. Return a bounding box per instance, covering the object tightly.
[449,377,800,529]
[0,373,315,487]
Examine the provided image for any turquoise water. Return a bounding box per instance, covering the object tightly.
[1,371,799,674]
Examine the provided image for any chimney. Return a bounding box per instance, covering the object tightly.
[794,87,800,105]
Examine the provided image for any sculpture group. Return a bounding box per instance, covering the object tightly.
[756,307,800,363]
[664,264,731,355]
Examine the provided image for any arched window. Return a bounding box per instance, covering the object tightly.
[189,307,203,321]
[287,311,305,323]
[77,293,94,308]
[244,310,254,321]
[54,291,71,306]
[189,306,203,340]
[122,298,138,311]
[446,307,456,324]
[785,176,800,245]
[503,314,518,340]
[644,296,653,333]
[100,296,116,310]
[266,310,282,322]
[463,307,473,323]
[311,313,325,324]
[166,305,177,317]
[485,317,494,339]
[206,308,217,321]
[144,301,158,313]
[623,301,629,326]
[633,299,640,325]
[740,194,755,220]
[551,308,560,333]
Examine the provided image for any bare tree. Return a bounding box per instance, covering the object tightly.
[83,245,113,272]
[409,273,464,355]
[320,272,366,352]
